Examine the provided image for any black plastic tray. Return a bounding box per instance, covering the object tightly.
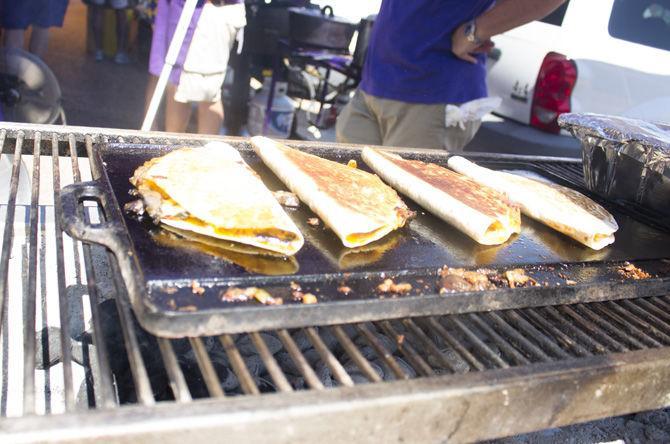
[60,140,670,337]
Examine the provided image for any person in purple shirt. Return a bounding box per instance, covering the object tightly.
[336,0,566,150]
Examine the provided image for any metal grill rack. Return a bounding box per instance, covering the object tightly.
[2,123,670,443]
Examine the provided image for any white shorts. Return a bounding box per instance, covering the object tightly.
[173,2,245,103]
[174,71,226,103]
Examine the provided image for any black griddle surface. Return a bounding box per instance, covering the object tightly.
[89,141,670,336]
[102,144,670,282]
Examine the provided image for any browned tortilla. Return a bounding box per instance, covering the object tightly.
[377,151,514,220]
[362,148,520,245]
[251,136,411,248]
[282,147,411,226]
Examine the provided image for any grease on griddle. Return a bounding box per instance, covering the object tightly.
[618,262,652,280]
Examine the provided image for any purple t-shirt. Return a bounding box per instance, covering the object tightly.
[360,0,495,104]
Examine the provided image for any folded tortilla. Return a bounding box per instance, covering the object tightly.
[362,148,520,245]
[250,136,412,248]
[155,226,299,275]
[130,142,304,256]
[447,156,618,250]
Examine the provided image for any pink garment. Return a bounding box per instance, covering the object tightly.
[148,0,204,85]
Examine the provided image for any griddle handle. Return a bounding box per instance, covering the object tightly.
[60,181,125,251]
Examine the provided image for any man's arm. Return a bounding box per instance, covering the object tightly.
[452,0,567,63]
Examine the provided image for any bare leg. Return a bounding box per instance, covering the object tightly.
[28,26,50,58]
[165,83,193,133]
[115,9,128,54]
[4,29,26,51]
[197,100,224,135]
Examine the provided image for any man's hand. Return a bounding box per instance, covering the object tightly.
[451,22,495,64]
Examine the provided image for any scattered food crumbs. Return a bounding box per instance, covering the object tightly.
[440,266,539,293]
[162,286,178,295]
[504,268,536,288]
[301,293,318,304]
[397,334,405,345]
[123,199,145,215]
[220,287,282,305]
[337,286,353,295]
[566,280,577,285]
[290,283,304,301]
[307,217,320,226]
[403,208,418,220]
[618,262,651,280]
[190,280,205,295]
[250,288,282,305]
[273,190,300,207]
[439,267,496,292]
[178,305,197,312]
[377,278,412,294]
[347,159,358,168]
[167,299,177,310]
[221,287,251,302]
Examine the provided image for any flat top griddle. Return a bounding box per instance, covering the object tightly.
[61,141,670,337]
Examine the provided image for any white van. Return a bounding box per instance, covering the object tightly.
[474,0,670,156]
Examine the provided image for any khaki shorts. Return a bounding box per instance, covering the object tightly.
[336,89,481,151]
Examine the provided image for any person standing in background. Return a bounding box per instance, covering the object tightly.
[145,0,204,131]
[1,0,70,59]
[84,0,134,63]
[336,0,567,151]
[170,0,245,134]
[146,0,245,134]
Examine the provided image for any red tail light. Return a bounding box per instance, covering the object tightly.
[530,52,577,134]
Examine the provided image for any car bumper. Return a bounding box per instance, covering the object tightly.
[466,114,581,158]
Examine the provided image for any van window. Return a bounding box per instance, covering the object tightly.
[609,0,670,51]
[539,1,570,26]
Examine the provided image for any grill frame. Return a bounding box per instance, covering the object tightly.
[2,122,670,443]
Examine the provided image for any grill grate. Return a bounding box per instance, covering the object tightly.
[2,124,670,442]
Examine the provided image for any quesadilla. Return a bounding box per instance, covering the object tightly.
[250,136,412,248]
[130,142,304,256]
[447,156,618,250]
[154,226,299,275]
[362,148,520,245]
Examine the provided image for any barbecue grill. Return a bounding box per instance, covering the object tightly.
[2,122,670,443]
